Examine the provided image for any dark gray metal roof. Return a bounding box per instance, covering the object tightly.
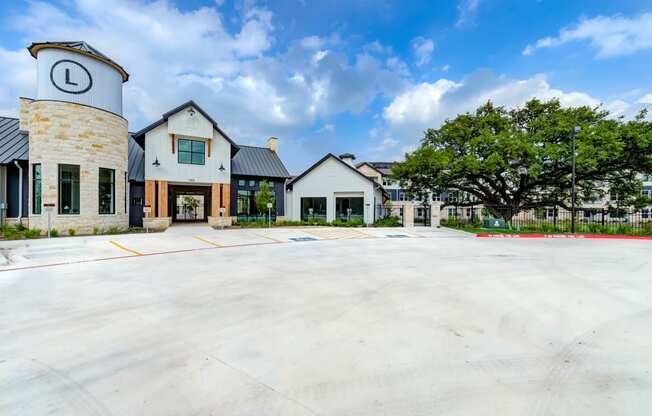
[128,133,145,182]
[28,41,129,82]
[232,145,290,178]
[0,117,28,164]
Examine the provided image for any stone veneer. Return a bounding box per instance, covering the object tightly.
[21,99,129,234]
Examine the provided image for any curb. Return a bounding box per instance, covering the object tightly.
[475,233,652,240]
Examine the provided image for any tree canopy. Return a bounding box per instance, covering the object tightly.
[255,180,274,215]
[392,99,652,220]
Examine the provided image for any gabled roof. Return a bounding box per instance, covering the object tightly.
[232,145,290,178]
[131,100,239,157]
[286,153,388,196]
[356,161,384,176]
[356,161,396,176]
[28,41,129,82]
[128,133,144,182]
[0,117,29,164]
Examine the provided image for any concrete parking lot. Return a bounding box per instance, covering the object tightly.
[1,225,651,415]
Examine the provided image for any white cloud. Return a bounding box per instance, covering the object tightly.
[441,64,450,72]
[638,93,652,104]
[456,0,483,28]
[317,123,335,133]
[411,37,435,67]
[523,12,652,58]
[383,70,645,152]
[0,0,406,149]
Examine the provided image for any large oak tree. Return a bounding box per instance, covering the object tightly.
[392,99,652,221]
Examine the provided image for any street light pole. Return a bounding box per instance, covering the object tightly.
[571,126,581,233]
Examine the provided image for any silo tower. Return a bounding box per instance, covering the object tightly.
[21,41,130,234]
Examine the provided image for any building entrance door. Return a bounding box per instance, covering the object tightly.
[169,185,211,222]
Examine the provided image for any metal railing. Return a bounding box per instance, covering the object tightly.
[442,205,652,235]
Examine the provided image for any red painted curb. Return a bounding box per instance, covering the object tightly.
[476,233,652,240]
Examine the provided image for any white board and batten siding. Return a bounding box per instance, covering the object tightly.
[286,156,383,224]
[144,107,231,185]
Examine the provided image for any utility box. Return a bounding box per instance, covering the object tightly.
[483,218,506,228]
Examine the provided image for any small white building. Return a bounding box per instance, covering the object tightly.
[285,153,387,224]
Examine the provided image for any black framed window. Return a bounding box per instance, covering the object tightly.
[301,197,327,221]
[58,164,80,215]
[32,163,42,214]
[335,197,363,221]
[99,168,115,214]
[177,139,205,165]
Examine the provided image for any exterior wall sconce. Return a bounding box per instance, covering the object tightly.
[152,157,161,167]
[218,163,225,172]
[188,108,196,117]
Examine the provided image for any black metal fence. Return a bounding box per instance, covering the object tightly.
[442,205,652,235]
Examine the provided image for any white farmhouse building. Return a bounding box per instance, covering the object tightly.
[285,153,387,224]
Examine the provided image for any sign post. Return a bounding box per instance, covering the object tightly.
[44,203,55,238]
[267,202,273,228]
[143,205,151,233]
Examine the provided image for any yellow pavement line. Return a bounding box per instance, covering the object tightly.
[303,229,340,240]
[249,232,284,243]
[193,235,224,248]
[108,240,143,256]
[349,229,379,238]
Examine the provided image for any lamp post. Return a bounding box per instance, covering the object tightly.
[571,126,581,233]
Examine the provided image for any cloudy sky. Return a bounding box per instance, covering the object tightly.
[1,0,651,172]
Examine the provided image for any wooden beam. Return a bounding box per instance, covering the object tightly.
[207,139,212,158]
[222,183,231,215]
[157,180,168,217]
[171,134,175,154]
[144,180,156,218]
[211,183,220,217]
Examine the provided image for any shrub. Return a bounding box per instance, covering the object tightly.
[15,222,27,232]
[24,228,42,238]
[49,228,58,237]
[68,228,76,236]
[373,216,402,227]
[106,226,122,235]
[93,227,101,235]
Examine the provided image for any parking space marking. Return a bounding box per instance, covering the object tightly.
[349,229,379,239]
[193,235,224,248]
[248,232,284,243]
[108,240,143,256]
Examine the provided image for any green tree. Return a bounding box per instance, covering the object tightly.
[392,99,652,222]
[255,180,274,217]
[182,196,200,219]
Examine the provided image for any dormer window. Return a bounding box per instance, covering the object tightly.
[178,138,205,165]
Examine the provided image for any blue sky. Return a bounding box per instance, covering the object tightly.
[1,0,651,173]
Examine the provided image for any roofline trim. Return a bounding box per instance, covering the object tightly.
[286,153,388,196]
[131,100,240,155]
[355,161,385,176]
[28,43,129,82]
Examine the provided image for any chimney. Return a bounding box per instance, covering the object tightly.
[267,137,278,152]
[339,153,356,166]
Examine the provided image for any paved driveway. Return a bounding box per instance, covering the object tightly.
[0,226,651,415]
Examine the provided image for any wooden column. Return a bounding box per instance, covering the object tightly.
[171,134,175,154]
[157,180,168,217]
[222,183,231,216]
[144,180,156,218]
[211,183,221,217]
